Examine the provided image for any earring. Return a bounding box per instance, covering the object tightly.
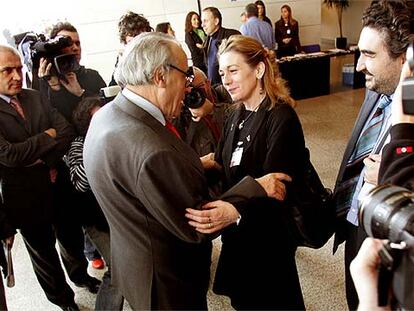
[259,78,264,95]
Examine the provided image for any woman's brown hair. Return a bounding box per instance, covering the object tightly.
[218,35,295,108]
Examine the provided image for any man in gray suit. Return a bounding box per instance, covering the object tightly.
[84,32,289,310]
[332,1,413,309]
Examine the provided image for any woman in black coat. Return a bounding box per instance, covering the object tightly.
[184,11,207,74]
[186,35,307,310]
[275,4,302,57]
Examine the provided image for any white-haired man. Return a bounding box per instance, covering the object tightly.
[84,32,289,310]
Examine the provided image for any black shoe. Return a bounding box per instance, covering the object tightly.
[59,302,80,311]
[74,276,101,294]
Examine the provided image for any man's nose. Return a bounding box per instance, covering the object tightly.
[356,55,365,73]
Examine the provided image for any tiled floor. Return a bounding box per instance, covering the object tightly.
[4,86,365,311]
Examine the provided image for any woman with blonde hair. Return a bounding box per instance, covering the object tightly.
[186,35,308,309]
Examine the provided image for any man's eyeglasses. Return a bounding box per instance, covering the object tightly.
[168,64,194,87]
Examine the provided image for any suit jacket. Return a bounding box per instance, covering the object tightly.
[203,27,240,85]
[84,93,267,310]
[333,89,380,251]
[0,89,74,228]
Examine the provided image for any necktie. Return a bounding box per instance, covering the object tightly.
[336,95,391,217]
[10,97,25,120]
[165,121,181,138]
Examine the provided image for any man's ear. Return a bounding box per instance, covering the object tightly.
[153,68,167,88]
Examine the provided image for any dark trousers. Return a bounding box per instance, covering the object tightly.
[53,162,89,284]
[344,222,368,311]
[0,274,7,311]
[20,224,75,306]
[86,226,124,311]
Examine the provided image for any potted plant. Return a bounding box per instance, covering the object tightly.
[323,0,350,49]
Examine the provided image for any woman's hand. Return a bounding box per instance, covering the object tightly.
[255,172,292,201]
[200,153,221,170]
[38,57,61,91]
[185,200,239,233]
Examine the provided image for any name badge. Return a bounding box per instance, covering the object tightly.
[287,29,291,35]
[230,146,243,167]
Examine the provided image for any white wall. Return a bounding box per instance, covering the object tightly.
[2,0,323,84]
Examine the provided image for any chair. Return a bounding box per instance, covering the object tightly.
[302,44,321,54]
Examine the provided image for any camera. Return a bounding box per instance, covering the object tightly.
[16,32,79,79]
[184,86,206,109]
[359,184,414,310]
[402,43,414,115]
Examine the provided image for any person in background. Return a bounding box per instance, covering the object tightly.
[156,22,176,37]
[174,66,229,157]
[66,96,124,311]
[185,11,207,74]
[38,21,104,295]
[332,1,412,309]
[255,1,272,27]
[240,12,248,24]
[0,45,78,311]
[109,11,152,86]
[185,35,307,310]
[274,4,302,57]
[240,3,275,49]
[202,7,240,85]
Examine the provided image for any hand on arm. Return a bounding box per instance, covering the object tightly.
[200,152,222,170]
[185,200,240,233]
[255,172,292,201]
[44,128,56,138]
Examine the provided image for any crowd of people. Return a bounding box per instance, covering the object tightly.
[0,1,413,311]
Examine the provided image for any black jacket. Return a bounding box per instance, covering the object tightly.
[185,30,207,72]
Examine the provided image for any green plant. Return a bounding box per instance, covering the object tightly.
[323,0,350,38]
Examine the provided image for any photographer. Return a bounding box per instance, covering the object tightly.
[174,66,230,157]
[38,21,105,294]
[378,60,414,188]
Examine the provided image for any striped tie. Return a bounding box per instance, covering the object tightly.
[336,95,391,214]
[10,97,25,120]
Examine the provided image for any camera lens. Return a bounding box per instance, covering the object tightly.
[184,87,206,109]
[360,184,414,241]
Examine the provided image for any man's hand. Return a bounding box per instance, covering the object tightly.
[363,154,381,185]
[282,38,291,44]
[255,172,292,201]
[189,99,214,122]
[185,200,239,233]
[60,72,84,97]
[200,152,221,170]
[38,58,61,91]
[44,128,57,138]
[350,238,390,311]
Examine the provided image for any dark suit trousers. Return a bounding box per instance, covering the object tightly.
[53,162,89,284]
[344,222,368,310]
[20,224,75,306]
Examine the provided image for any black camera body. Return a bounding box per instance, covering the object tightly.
[184,86,206,109]
[359,184,414,310]
[17,32,79,78]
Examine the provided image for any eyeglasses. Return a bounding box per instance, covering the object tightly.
[168,64,194,87]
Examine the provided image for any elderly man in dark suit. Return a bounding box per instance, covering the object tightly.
[84,32,288,310]
[0,45,78,311]
[332,1,412,309]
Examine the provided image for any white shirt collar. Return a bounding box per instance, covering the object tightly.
[122,87,166,125]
